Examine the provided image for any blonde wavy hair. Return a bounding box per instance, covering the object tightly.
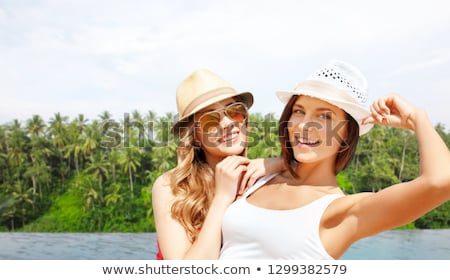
[169,98,248,242]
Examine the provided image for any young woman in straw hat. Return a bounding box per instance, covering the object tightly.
[220,60,450,259]
[152,69,285,259]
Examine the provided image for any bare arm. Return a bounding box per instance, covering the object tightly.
[322,95,450,259]
[353,95,450,238]
[152,174,193,259]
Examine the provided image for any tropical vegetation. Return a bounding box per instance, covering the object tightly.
[0,111,449,232]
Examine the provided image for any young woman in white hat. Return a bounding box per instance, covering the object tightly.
[220,60,450,259]
[152,69,285,259]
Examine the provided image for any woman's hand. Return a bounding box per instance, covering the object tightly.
[214,155,250,203]
[362,94,421,131]
[238,157,285,195]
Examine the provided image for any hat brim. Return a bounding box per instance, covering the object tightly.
[276,90,373,136]
[171,91,253,135]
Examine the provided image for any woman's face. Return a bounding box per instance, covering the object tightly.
[194,98,248,160]
[287,95,348,164]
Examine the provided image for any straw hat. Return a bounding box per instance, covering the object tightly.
[172,68,253,135]
[276,60,373,135]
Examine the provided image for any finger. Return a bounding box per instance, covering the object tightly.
[361,115,376,125]
[370,102,381,118]
[246,176,257,190]
[242,170,264,194]
[217,156,249,171]
[224,155,250,166]
[239,171,251,194]
[370,101,385,123]
[235,166,248,190]
[376,97,390,116]
[248,167,263,185]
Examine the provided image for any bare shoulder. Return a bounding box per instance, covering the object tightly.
[152,170,174,198]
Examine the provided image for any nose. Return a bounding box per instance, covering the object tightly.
[219,112,236,128]
[296,114,320,132]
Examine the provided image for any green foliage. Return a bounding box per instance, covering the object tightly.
[415,201,450,229]
[21,191,84,232]
[395,223,417,230]
[336,173,353,194]
[1,112,449,232]
[247,113,281,158]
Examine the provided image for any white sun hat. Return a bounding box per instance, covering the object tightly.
[276,59,373,135]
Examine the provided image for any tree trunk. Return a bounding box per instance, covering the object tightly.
[128,163,134,196]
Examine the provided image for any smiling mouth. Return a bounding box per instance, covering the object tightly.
[219,131,240,143]
[295,137,321,147]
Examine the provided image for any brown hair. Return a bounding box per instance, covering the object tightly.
[278,95,359,177]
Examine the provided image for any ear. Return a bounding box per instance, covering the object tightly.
[338,142,350,153]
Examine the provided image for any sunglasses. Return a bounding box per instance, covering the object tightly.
[197,102,248,134]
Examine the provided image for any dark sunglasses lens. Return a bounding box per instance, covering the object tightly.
[226,103,247,122]
[198,103,248,135]
[199,112,220,133]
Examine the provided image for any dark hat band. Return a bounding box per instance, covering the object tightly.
[181,86,236,119]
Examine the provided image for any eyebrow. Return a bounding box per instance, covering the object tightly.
[292,104,337,115]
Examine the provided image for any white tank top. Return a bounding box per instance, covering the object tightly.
[220,173,344,259]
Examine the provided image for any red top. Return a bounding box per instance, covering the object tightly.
[155,240,164,260]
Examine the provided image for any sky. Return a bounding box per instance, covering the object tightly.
[1,0,450,130]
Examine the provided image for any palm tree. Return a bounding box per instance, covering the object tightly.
[145,110,157,145]
[118,146,143,195]
[82,121,101,157]
[159,112,176,145]
[109,148,121,184]
[98,111,113,123]
[65,117,87,175]
[151,144,176,174]
[26,116,52,198]
[48,113,70,188]
[23,156,51,199]
[123,110,145,148]
[84,186,100,210]
[6,120,29,169]
[73,114,88,134]
[0,125,8,182]
[75,174,102,210]
[64,136,83,176]
[26,115,46,138]
[10,181,34,227]
[104,183,123,207]
[84,153,110,197]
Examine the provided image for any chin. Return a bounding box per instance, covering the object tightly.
[222,145,245,156]
[293,152,317,163]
